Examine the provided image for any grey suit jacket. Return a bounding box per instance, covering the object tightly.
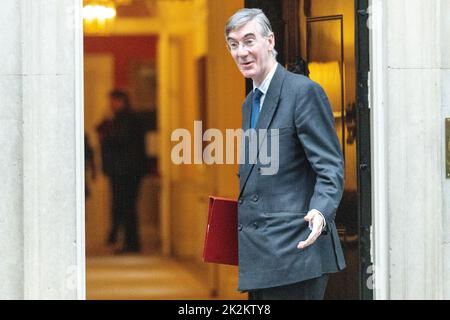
[237,64,346,291]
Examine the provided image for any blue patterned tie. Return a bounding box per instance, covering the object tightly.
[251,88,263,129]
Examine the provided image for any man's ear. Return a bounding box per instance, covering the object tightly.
[267,32,275,50]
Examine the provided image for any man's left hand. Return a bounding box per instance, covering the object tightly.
[297,210,324,250]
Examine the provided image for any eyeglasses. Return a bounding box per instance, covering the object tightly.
[227,38,258,52]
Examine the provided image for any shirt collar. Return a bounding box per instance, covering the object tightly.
[253,62,278,95]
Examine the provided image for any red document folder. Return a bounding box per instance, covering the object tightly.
[203,196,238,266]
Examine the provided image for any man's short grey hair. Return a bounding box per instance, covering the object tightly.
[225,8,278,58]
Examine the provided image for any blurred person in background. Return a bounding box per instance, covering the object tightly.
[97,89,148,254]
[84,133,96,200]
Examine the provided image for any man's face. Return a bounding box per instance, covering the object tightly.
[227,20,275,85]
[110,97,124,113]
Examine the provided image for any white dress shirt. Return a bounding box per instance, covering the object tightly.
[252,62,278,110]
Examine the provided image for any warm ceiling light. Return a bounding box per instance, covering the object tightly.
[83,4,116,21]
[83,1,117,33]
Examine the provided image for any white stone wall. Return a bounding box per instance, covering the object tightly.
[0,0,84,299]
[440,0,450,300]
[377,0,445,299]
[0,0,25,300]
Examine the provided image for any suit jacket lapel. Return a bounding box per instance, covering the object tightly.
[239,64,287,197]
[254,64,285,149]
[242,93,252,132]
[238,93,252,182]
[247,65,285,165]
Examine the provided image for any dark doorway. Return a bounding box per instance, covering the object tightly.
[245,0,372,300]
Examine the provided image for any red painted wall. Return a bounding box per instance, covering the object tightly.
[84,36,158,89]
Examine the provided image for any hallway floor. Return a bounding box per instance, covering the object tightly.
[86,255,246,300]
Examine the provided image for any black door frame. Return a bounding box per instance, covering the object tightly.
[244,0,372,300]
[355,0,372,301]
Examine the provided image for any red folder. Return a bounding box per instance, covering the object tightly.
[203,196,238,266]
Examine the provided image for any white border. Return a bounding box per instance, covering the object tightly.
[74,0,86,300]
[369,0,389,300]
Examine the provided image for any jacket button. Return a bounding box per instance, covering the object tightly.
[238,224,243,231]
[253,222,259,229]
[238,198,243,205]
[252,194,259,202]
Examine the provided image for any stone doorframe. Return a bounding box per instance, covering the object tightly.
[3,0,447,300]
[0,0,86,299]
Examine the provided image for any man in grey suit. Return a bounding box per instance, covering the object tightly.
[225,8,346,300]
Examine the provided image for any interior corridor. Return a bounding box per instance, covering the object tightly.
[87,254,246,300]
[83,0,359,300]
[83,0,246,301]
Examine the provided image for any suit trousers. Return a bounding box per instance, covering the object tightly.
[108,175,141,249]
[248,274,329,300]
